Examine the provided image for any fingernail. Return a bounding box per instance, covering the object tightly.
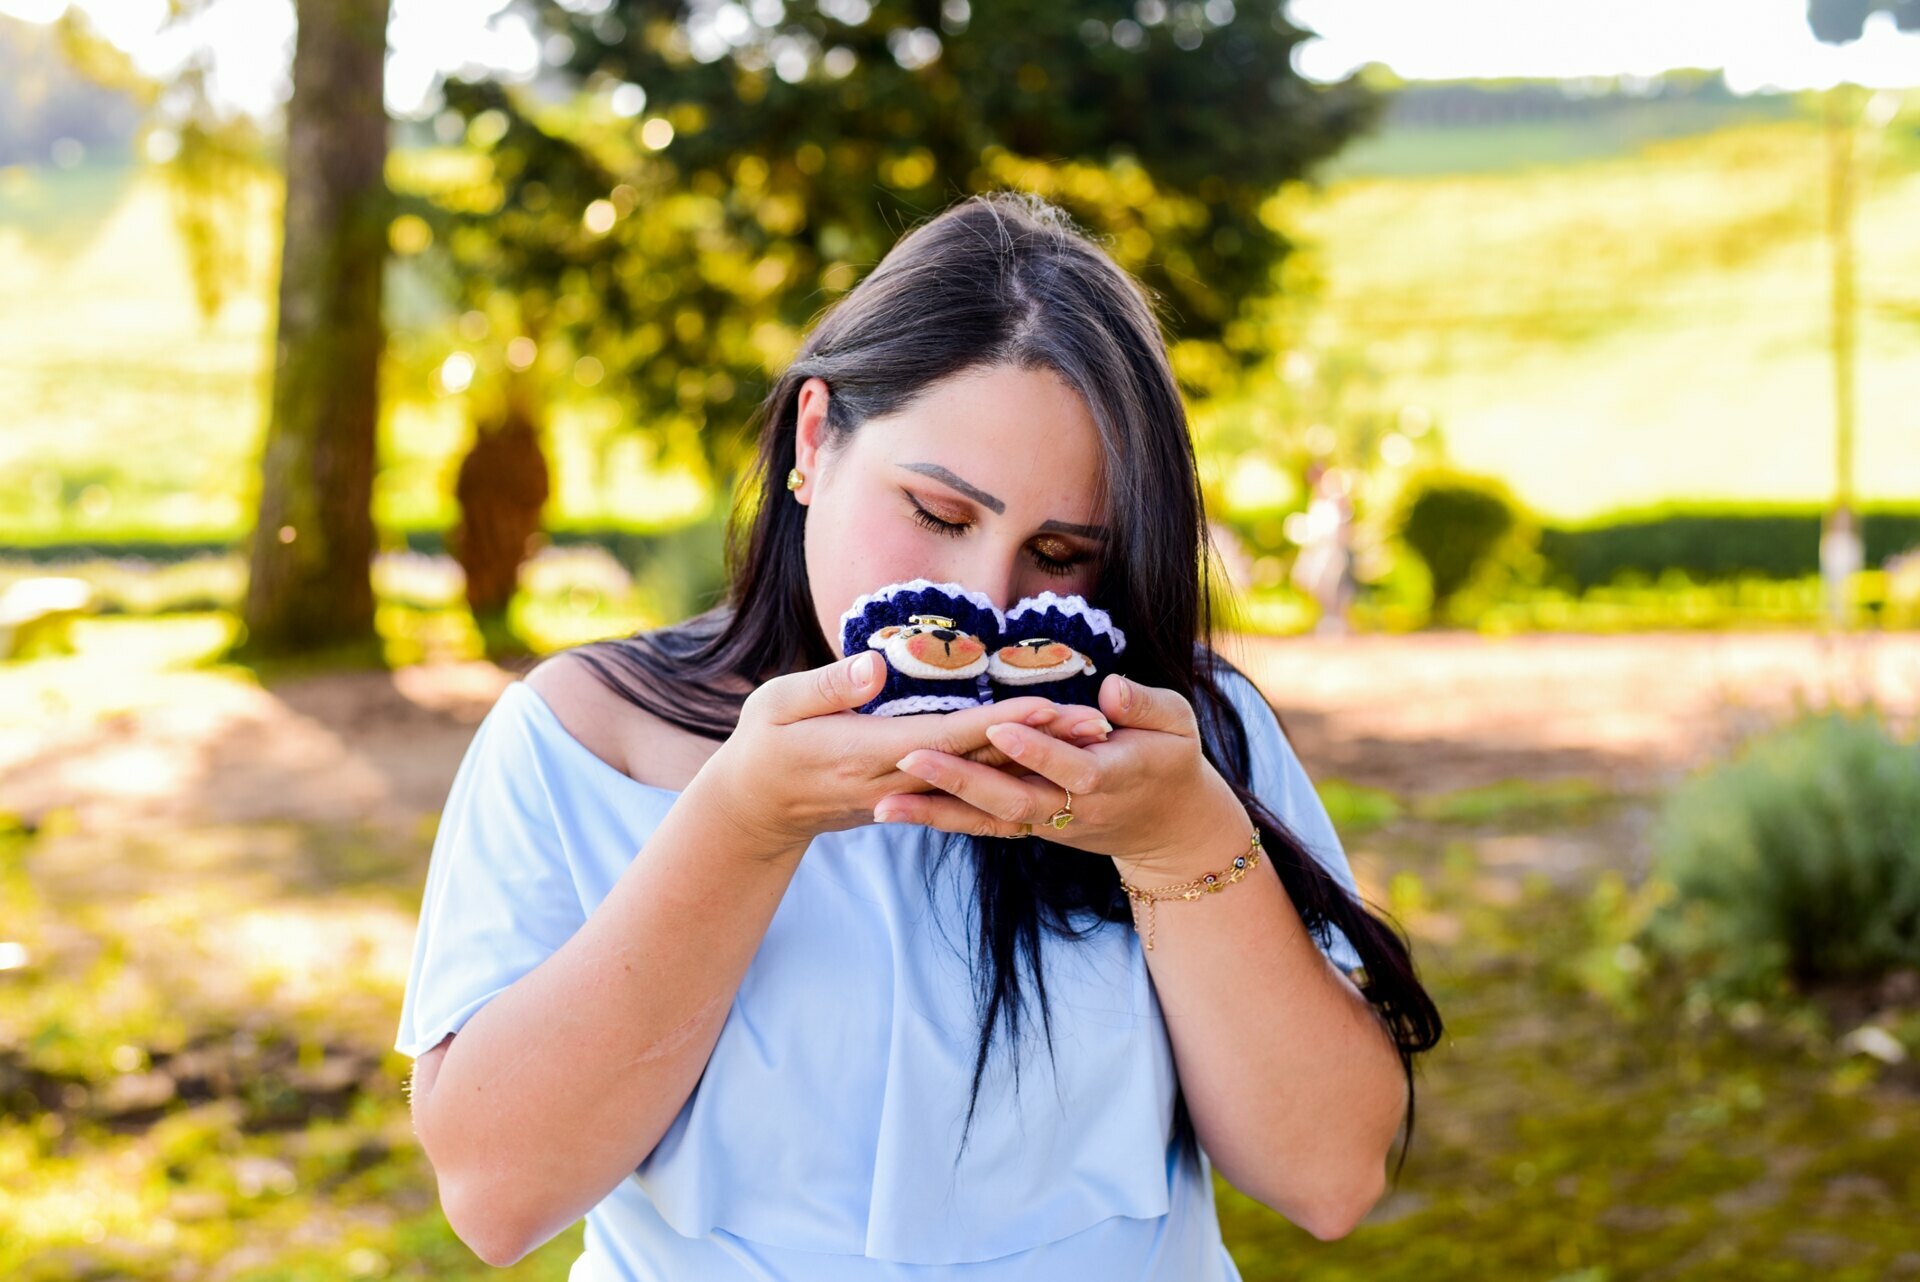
[1072,718,1112,737]
[895,754,916,772]
[854,652,879,682]
[875,807,904,823]
[1118,678,1133,713]
[1023,709,1055,726]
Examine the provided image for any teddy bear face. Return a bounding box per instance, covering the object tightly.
[835,578,1121,716]
[867,613,990,679]
[986,635,1095,686]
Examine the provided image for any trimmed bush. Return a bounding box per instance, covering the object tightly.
[1392,468,1533,622]
[1640,707,1920,999]
[1537,503,1920,589]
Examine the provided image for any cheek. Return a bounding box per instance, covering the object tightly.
[833,504,921,581]
[809,500,940,654]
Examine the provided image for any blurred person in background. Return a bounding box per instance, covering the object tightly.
[1291,461,1357,635]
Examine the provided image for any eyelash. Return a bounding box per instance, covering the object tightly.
[907,496,1085,578]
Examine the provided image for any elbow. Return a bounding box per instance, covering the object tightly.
[1294,1162,1386,1242]
[415,1096,532,1264]
[442,1177,534,1268]
[1297,1052,1405,1240]
[411,1058,551,1267]
[422,1128,533,1258]
[468,1225,533,1271]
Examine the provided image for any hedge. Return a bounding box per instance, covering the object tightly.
[1534,504,1920,591]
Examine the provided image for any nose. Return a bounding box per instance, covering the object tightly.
[914,549,1021,617]
[931,628,957,641]
[945,559,1018,618]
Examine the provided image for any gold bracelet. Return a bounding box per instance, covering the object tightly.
[1117,828,1263,951]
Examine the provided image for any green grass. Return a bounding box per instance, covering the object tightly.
[0,161,141,251]
[1267,114,1920,522]
[1406,776,1619,825]
[1325,768,1626,832]
[1315,778,1406,835]
[1320,95,1801,180]
[1220,830,1920,1280]
[0,161,710,552]
[8,110,1920,551]
[7,726,1917,1276]
[0,758,583,1278]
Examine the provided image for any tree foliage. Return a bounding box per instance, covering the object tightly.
[392,0,1380,484]
[1806,0,1920,43]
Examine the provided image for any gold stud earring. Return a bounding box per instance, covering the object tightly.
[786,467,805,492]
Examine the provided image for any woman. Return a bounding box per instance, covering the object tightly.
[395,190,1442,1278]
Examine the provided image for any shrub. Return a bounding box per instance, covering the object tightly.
[1392,468,1534,623]
[1536,503,1920,590]
[1640,706,1920,1000]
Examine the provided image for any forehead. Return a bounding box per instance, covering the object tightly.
[851,364,1107,517]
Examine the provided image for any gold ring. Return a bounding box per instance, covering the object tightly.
[1046,787,1074,830]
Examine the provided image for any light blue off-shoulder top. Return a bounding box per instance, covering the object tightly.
[394,663,1367,1280]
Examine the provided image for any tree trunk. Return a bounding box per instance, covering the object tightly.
[452,369,551,662]
[239,0,390,659]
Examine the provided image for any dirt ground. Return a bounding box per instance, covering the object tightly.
[1229,628,1920,799]
[3,629,1917,835]
[6,627,1920,1282]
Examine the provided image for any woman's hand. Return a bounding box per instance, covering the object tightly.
[953,698,1113,770]
[694,651,1111,855]
[874,672,1248,879]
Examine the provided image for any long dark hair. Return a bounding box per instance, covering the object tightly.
[570,190,1443,1184]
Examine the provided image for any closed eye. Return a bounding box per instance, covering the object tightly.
[907,500,967,538]
[904,491,1087,578]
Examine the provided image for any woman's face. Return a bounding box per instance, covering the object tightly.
[791,363,1109,659]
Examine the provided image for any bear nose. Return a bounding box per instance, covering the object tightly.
[931,628,958,641]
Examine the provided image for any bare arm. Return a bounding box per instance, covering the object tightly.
[1124,800,1404,1240]
[890,673,1405,1241]
[410,751,807,1266]
[404,649,1072,1266]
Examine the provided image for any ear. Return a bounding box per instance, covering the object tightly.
[869,625,902,645]
[792,376,832,502]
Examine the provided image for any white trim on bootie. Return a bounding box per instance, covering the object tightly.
[869,692,990,716]
[837,578,1006,637]
[1002,590,1126,654]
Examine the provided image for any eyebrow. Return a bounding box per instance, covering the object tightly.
[897,461,1109,540]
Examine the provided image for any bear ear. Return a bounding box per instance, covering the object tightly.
[869,625,903,645]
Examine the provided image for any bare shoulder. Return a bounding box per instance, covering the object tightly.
[521,650,724,793]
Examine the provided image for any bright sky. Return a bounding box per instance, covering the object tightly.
[2,0,1916,120]
[0,0,541,119]
[1292,0,1920,93]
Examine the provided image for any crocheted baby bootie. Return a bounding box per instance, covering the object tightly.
[986,591,1126,709]
[837,578,1006,716]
